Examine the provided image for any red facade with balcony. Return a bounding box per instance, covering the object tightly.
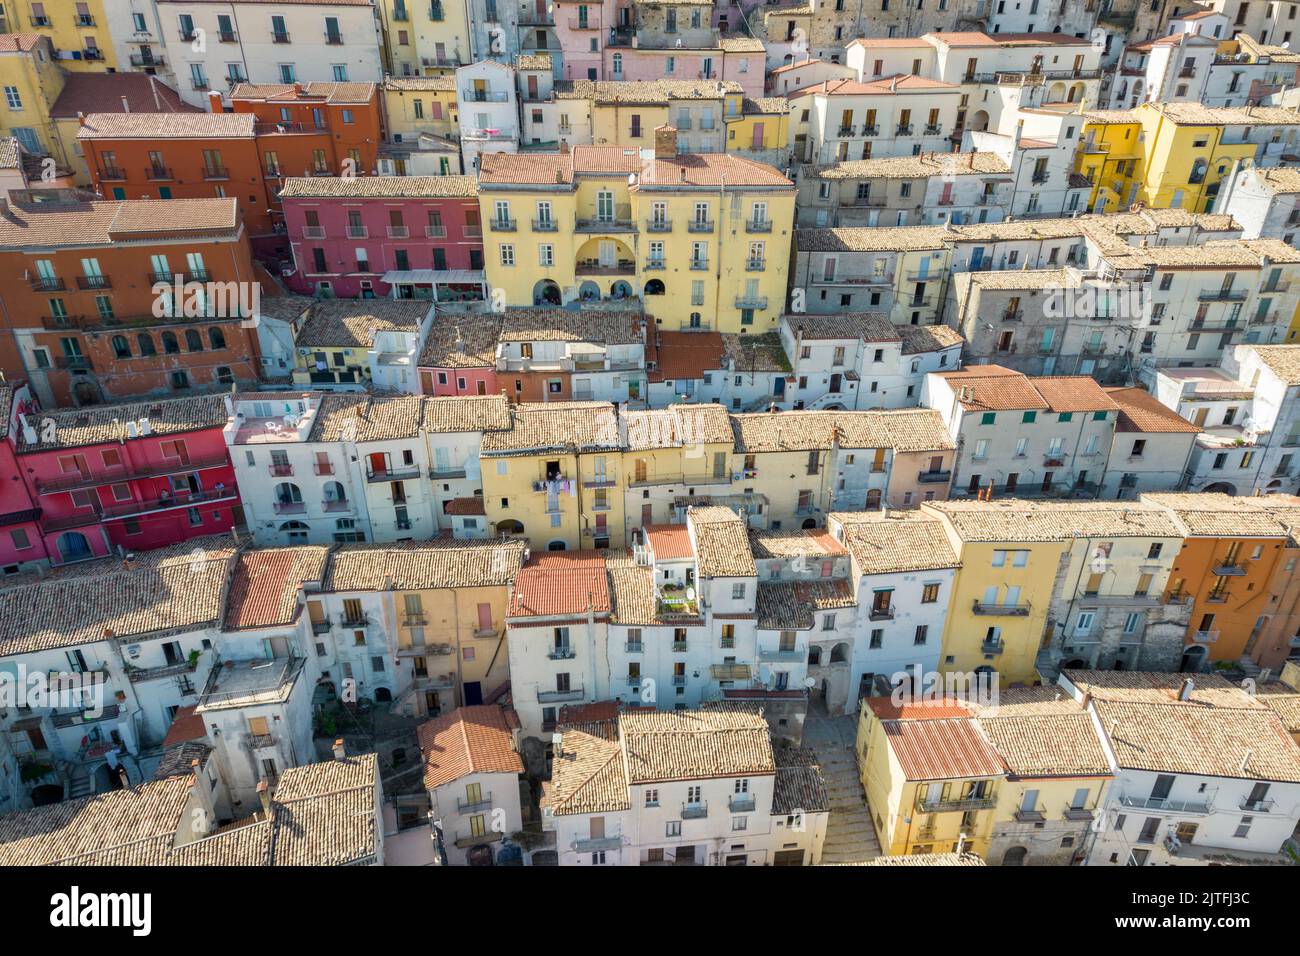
[0,383,50,570]
[12,394,240,564]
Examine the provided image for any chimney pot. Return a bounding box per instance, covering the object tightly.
[654,124,679,161]
[332,738,347,760]
[256,779,271,816]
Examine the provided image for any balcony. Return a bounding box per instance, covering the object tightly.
[896,124,914,136]
[340,612,370,628]
[574,835,621,852]
[325,32,344,44]
[302,226,326,239]
[532,218,558,232]
[218,30,236,42]
[861,125,879,136]
[972,601,1031,616]
[681,802,708,819]
[75,274,111,291]
[624,641,643,653]
[53,354,94,371]
[759,648,803,662]
[687,220,714,234]
[31,276,65,292]
[272,32,290,43]
[457,791,493,812]
[1240,797,1276,812]
[537,686,584,703]
[547,646,576,660]
[272,500,306,515]
[321,498,351,514]
[1063,806,1095,822]
[1211,563,1246,576]
[916,794,996,813]
[646,219,672,233]
[837,126,856,137]
[130,54,165,67]
[918,469,951,483]
[729,794,756,813]
[1002,309,1024,323]
[1013,808,1046,823]
[490,218,517,232]
[34,453,230,495]
[735,296,768,310]
[745,259,765,272]
[202,167,230,181]
[128,660,198,683]
[924,124,942,135]
[690,259,709,271]
[1198,288,1247,302]
[569,17,599,29]
[144,166,173,181]
[366,465,422,483]
[644,259,665,271]
[453,830,503,849]
[1192,630,1219,644]
[980,640,1005,655]
[346,225,368,239]
[386,225,410,239]
[1118,793,1210,814]
[311,618,332,635]
[575,216,635,233]
[869,607,895,622]
[98,166,126,181]
[245,733,277,749]
[1031,171,1050,184]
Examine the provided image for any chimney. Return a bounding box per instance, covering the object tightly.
[256,779,271,816]
[654,124,678,161]
[120,96,130,114]
[294,82,305,97]
[77,111,87,127]
[559,139,570,155]
[1178,677,1194,702]
[207,90,222,113]
[332,738,347,760]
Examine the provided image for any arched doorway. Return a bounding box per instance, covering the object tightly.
[801,518,817,529]
[279,520,309,543]
[577,280,601,301]
[495,519,524,535]
[56,531,91,563]
[30,784,63,806]
[1002,846,1028,866]
[1047,81,1067,102]
[968,110,990,132]
[533,279,562,305]
[1202,481,1237,496]
[610,280,634,299]
[1068,82,1085,102]
[546,540,567,551]
[830,642,850,663]
[808,646,822,666]
[72,380,102,405]
[1180,644,1208,673]
[644,279,665,296]
[374,687,392,703]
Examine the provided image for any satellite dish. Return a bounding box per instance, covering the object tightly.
[803,677,816,688]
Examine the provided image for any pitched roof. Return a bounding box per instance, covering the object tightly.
[772,747,831,814]
[50,73,199,119]
[77,111,256,139]
[1106,386,1202,434]
[295,298,429,348]
[1141,492,1293,537]
[619,708,775,784]
[832,512,961,574]
[418,705,523,790]
[308,394,424,442]
[223,546,330,630]
[689,506,756,577]
[279,175,477,198]
[731,409,954,453]
[323,539,525,591]
[644,524,695,560]
[479,146,792,189]
[480,401,621,455]
[0,196,240,250]
[977,712,1111,777]
[230,81,377,104]
[418,315,503,369]
[1246,345,1300,386]
[926,499,1183,542]
[755,578,855,629]
[498,308,642,345]
[509,551,612,618]
[880,717,1006,781]
[541,721,631,816]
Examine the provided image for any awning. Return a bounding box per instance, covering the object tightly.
[382,269,486,285]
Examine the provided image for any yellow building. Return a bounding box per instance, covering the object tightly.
[1,0,117,70]
[318,539,527,718]
[857,689,1113,863]
[922,500,1068,686]
[583,80,745,150]
[725,95,790,165]
[378,0,471,76]
[477,131,795,333]
[1076,102,1300,214]
[857,697,1004,858]
[0,33,67,163]
[622,403,738,527]
[382,75,459,141]
[479,401,629,551]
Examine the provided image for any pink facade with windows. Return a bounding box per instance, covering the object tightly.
[280,178,486,302]
[0,385,50,571]
[11,397,240,565]
[419,365,499,397]
[601,48,764,97]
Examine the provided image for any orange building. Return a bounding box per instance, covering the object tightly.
[77,82,382,263]
[0,192,264,406]
[1145,493,1297,670]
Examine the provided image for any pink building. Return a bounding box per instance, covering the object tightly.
[279,176,487,301]
[0,384,50,571]
[12,394,240,565]
[553,0,764,96]
[417,314,502,397]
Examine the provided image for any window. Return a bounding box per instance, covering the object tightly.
[3,87,21,110]
[731,583,745,600]
[645,789,659,807]
[921,583,939,603]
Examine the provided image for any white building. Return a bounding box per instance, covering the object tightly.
[1060,671,1300,866]
[418,704,528,865]
[1099,387,1198,500]
[826,511,958,714]
[541,708,829,866]
[155,0,385,107]
[496,310,647,404]
[107,0,178,87]
[1217,164,1300,245]
[456,59,520,171]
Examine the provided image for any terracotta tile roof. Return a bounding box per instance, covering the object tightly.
[279,175,477,198]
[444,496,486,516]
[479,146,793,189]
[978,712,1111,777]
[1106,386,1202,434]
[267,754,380,865]
[1155,102,1300,126]
[153,739,212,780]
[1245,345,1300,386]
[16,393,229,452]
[620,708,774,784]
[309,394,424,442]
[721,332,792,373]
[0,197,240,250]
[295,298,429,348]
[718,36,765,52]
[624,403,733,450]
[783,311,896,341]
[646,330,725,384]
[499,308,642,345]
[1060,670,1265,708]
[418,705,524,790]
[0,33,46,53]
[1141,492,1293,537]
[1028,376,1120,413]
[50,73,199,119]
[323,539,525,591]
[509,551,612,618]
[864,696,973,720]
[161,705,207,748]
[749,528,846,559]
[755,578,855,629]
[744,96,789,114]
[76,111,256,139]
[772,747,830,814]
[689,506,756,577]
[639,152,795,189]
[418,315,502,368]
[480,401,622,456]
[645,524,694,560]
[383,75,457,91]
[583,79,744,103]
[605,550,699,626]
[880,717,1005,781]
[787,75,959,98]
[832,512,961,574]
[810,151,1011,180]
[1094,700,1300,782]
[541,721,631,815]
[0,137,19,170]
[223,546,330,630]
[855,852,986,865]
[422,394,513,433]
[898,323,964,354]
[926,499,1183,542]
[731,408,954,453]
[795,224,951,253]
[1257,682,1300,734]
[231,81,378,104]
[516,52,552,70]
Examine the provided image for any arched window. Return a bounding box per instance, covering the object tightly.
[865,488,883,510]
[161,331,179,354]
[137,333,157,356]
[184,329,203,351]
[209,327,226,349]
[111,335,131,359]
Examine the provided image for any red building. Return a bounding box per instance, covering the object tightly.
[0,382,49,572]
[11,393,240,564]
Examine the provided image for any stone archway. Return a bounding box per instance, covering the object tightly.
[830,642,850,663]
[644,278,665,295]
[1002,846,1029,866]
[533,279,562,306]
